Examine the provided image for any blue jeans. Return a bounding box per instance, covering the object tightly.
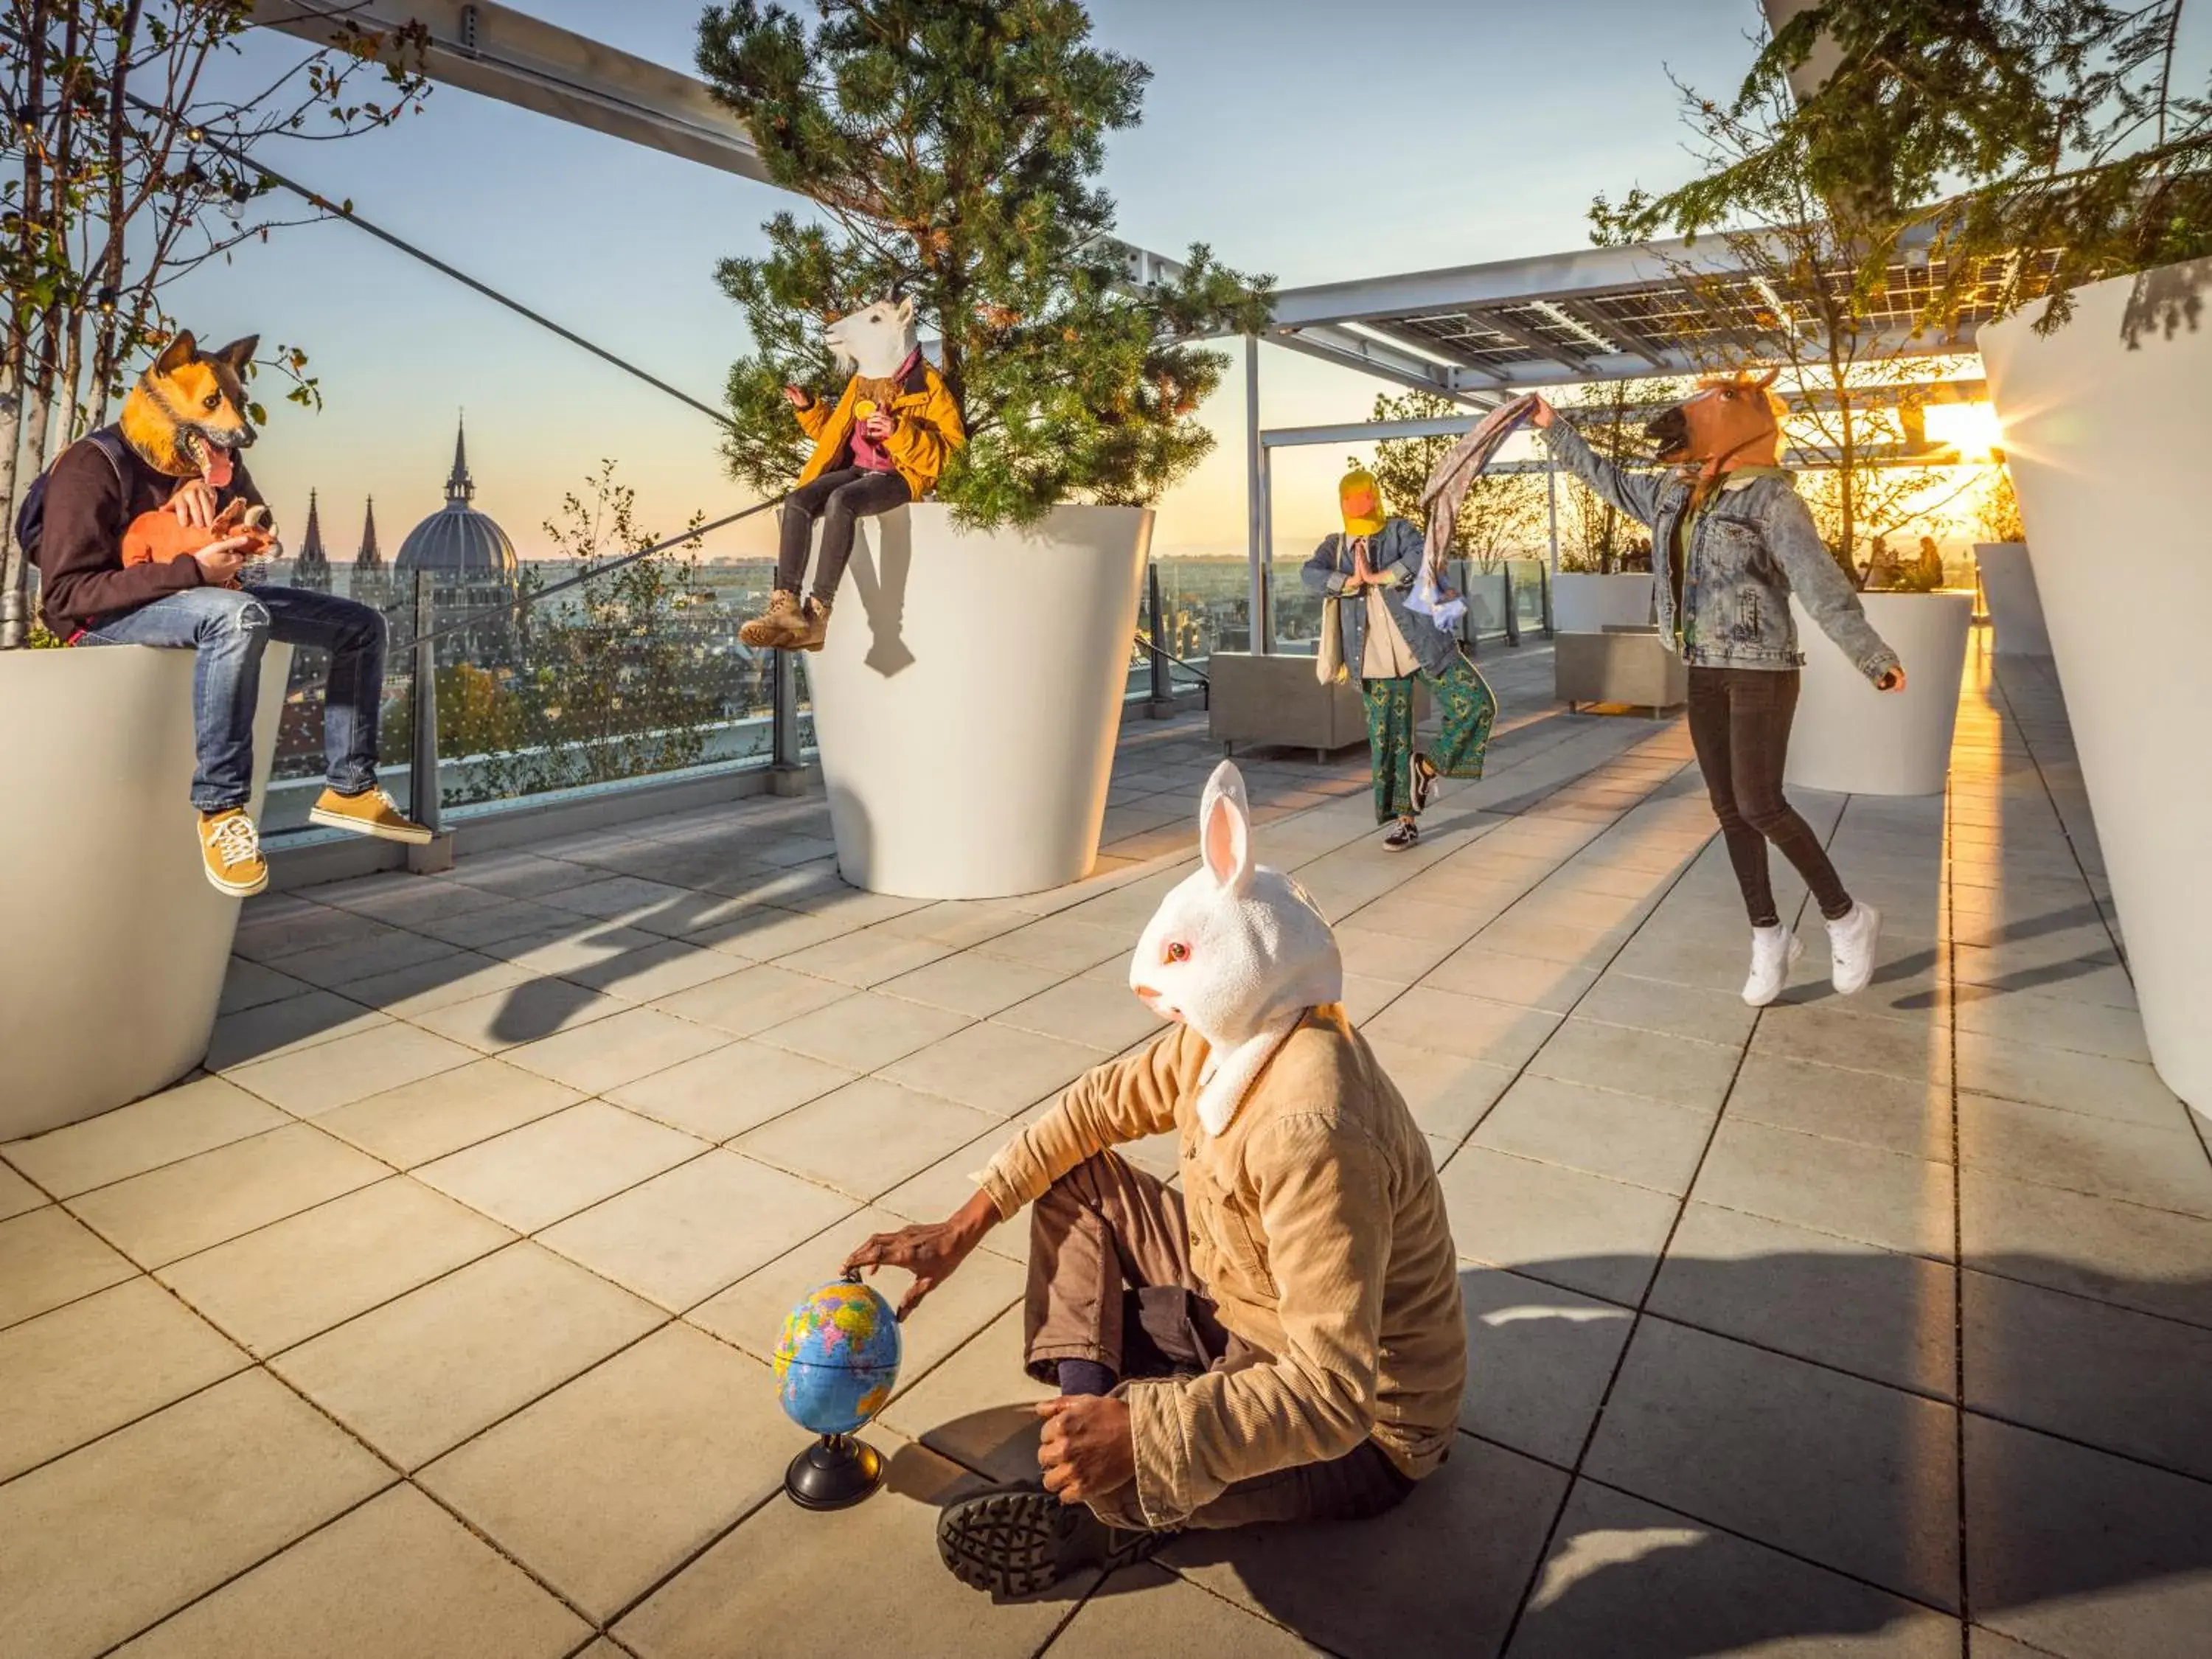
[81,584,388,813]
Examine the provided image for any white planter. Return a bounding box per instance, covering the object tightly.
[1552,572,1655,633]
[1784,591,1971,797]
[805,502,1152,898]
[1972,542,2051,655]
[0,643,291,1138]
[1981,261,2212,1113]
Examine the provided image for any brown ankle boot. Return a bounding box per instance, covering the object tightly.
[739,589,804,649]
[795,595,833,653]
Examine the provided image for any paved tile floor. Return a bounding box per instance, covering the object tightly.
[6,640,2210,1658]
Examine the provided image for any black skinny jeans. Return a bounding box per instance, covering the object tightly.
[775,466,912,602]
[1686,667,1854,928]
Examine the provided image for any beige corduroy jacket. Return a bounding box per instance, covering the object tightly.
[978,1008,1467,1529]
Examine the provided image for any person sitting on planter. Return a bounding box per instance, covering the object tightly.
[33,330,430,900]
[1529,374,1905,1006]
[738,294,965,654]
[1301,466,1497,851]
[843,761,1464,1597]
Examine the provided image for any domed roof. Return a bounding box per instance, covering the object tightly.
[395,419,518,580]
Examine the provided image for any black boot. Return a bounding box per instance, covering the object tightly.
[936,1481,1170,1598]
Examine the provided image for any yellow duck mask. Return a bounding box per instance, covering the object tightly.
[1339,467,1385,538]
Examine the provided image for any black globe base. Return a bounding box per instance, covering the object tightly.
[785,1433,883,1511]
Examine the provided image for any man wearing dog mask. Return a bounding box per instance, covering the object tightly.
[1531,375,1904,1006]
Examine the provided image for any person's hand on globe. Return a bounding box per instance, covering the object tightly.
[844,1189,999,1319]
[1036,1394,1135,1504]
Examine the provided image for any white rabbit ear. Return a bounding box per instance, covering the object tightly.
[894,293,918,327]
[1199,762,1254,896]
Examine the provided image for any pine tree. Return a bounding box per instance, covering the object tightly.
[696,0,1273,526]
[1611,2,2208,338]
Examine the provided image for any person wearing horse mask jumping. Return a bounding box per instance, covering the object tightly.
[1529,375,1905,1006]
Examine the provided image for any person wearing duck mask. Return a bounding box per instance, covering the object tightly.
[1529,375,1904,1006]
[1301,466,1498,851]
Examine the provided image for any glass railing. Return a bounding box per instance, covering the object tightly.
[260,550,807,838]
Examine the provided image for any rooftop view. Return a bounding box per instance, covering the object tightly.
[1,2,2208,1657]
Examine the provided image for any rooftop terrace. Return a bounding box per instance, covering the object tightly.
[4,641,2207,1659]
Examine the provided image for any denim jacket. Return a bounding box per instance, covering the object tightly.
[1299,516,1461,680]
[1540,420,1900,683]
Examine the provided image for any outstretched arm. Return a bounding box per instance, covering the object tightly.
[1528,394,1669,529]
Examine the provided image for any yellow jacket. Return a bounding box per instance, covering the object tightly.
[793,358,965,499]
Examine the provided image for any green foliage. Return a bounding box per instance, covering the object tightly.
[1605,1,2208,335]
[697,0,1273,526]
[1362,389,1547,569]
[1977,462,2028,543]
[389,464,723,804]
[1552,379,1681,574]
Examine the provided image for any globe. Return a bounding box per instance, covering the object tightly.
[774,1277,903,1438]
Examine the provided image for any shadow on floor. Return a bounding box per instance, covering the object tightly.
[900,1252,2211,1659]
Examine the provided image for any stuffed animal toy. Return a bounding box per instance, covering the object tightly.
[1128,761,1344,1134]
[122,494,277,590]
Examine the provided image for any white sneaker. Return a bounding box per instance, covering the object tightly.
[1825,902,1882,996]
[1742,925,1802,1007]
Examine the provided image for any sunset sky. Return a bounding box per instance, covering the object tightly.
[156,1,2118,563]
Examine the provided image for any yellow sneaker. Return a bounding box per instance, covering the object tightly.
[308,785,434,845]
[199,807,268,898]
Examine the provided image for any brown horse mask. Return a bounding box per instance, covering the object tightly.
[1645,372,1787,489]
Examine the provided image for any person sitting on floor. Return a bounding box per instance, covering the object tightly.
[32,329,430,898]
[738,294,965,655]
[844,760,1466,1596]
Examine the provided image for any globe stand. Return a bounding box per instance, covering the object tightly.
[785,1433,883,1511]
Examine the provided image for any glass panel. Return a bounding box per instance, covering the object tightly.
[258,571,414,837]
[1125,557,1257,698]
[406,554,784,820]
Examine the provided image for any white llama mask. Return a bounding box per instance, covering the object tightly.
[1130,761,1343,1135]
[824,296,919,380]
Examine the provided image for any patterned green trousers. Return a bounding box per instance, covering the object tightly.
[1360,651,1498,824]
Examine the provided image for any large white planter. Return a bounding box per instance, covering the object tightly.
[1552,572,1655,633]
[1981,261,2212,1113]
[0,643,291,1138]
[1784,591,1972,797]
[805,502,1152,898]
[1972,542,2052,656]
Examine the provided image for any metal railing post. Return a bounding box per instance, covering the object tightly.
[409,571,443,835]
[1540,562,1554,639]
[1503,564,1522,647]
[771,645,801,778]
[1147,562,1172,715]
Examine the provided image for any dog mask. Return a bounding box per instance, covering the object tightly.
[121,330,259,484]
[824,296,919,382]
[1644,371,1786,473]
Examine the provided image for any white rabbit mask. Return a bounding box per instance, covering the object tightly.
[824,296,919,380]
[1130,761,1344,1135]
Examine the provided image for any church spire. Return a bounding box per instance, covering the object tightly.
[445,413,475,506]
[357,497,383,569]
[298,490,327,560]
[293,489,331,592]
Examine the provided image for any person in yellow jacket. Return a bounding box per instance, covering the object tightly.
[740,295,966,653]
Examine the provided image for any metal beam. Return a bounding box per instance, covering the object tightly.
[255,1,773,183]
